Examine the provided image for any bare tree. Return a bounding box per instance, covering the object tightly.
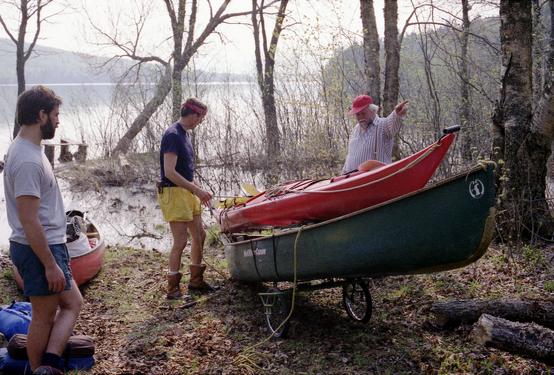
[86,0,261,156]
[493,0,554,241]
[459,0,472,161]
[251,0,288,184]
[0,0,59,137]
[359,0,380,104]
[383,0,401,160]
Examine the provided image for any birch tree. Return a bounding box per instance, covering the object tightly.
[493,0,554,241]
[251,0,288,184]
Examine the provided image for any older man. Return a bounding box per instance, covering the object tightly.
[342,95,409,173]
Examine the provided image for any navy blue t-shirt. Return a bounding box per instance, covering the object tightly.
[159,122,195,185]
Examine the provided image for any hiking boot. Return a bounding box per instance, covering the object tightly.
[188,264,218,293]
[167,272,183,299]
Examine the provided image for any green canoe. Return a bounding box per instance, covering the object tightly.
[222,163,496,282]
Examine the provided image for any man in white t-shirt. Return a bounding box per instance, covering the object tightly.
[342,95,409,173]
[4,86,82,375]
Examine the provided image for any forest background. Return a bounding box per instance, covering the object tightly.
[2,0,552,245]
[0,0,553,373]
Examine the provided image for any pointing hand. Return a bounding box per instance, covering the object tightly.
[395,100,409,117]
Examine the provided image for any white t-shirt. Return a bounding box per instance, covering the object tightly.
[4,137,66,244]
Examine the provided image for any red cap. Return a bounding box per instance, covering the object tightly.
[349,95,373,115]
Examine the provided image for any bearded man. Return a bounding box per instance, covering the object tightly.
[4,85,82,375]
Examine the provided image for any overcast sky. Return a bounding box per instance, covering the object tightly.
[0,1,497,75]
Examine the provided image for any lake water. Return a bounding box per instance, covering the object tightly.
[0,81,258,157]
[0,82,259,250]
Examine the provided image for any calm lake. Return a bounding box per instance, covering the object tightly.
[0,81,257,157]
[0,82,257,250]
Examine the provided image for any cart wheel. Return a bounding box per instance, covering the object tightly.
[342,280,372,323]
[259,288,291,338]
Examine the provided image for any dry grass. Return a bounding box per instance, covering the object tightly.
[1,242,552,374]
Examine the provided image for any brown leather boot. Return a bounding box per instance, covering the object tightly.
[188,264,217,293]
[167,272,183,299]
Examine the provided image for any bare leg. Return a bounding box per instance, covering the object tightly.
[45,280,83,355]
[27,295,60,371]
[188,215,206,265]
[168,221,188,272]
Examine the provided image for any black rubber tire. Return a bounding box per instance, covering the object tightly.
[265,288,291,338]
[342,280,372,323]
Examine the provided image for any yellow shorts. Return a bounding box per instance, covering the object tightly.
[158,186,201,222]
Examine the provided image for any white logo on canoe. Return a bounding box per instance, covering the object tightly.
[243,247,267,257]
[469,179,485,199]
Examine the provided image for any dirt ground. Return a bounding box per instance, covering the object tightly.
[1,242,552,374]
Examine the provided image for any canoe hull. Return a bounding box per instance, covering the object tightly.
[223,164,496,282]
[219,133,456,232]
[69,237,106,286]
[13,221,106,289]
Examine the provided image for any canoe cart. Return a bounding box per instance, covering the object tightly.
[220,163,496,337]
[14,210,107,288]
[218,127,460,233]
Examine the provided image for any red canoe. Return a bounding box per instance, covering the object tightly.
[219,132,457,233]
[14,217,106,288]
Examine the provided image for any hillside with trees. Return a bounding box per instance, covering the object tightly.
[0,1,553,374]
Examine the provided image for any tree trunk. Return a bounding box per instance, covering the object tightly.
[112,67,172,156]
[168,0,186,121]
[532,0,546,109]
[14,45,26,138]
[13,0,29,139]
[429,299,554,329]
[471,314,554,364]
[359,0,380,104]
[252,0,288,185]
[172,67,183,121]
[460,0,472,162]
[383,0,400,160]
[494,0,554,241]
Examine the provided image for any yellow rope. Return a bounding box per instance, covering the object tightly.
[232,226,304,368]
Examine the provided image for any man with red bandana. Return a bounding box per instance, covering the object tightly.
[158,98,215,299]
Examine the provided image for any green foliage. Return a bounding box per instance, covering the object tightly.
[522,245,546,268]
[388,285,411,300]
[1,269,13,281]
[468,280,481,298]
[206,225,222,247]
[544,280,554,293]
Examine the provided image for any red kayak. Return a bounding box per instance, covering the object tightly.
[219,130,457,233]
[14,214,106,288]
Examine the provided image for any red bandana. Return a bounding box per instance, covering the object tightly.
[183,102,207,115]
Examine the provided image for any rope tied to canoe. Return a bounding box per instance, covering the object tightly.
[232,226,304,371]
[264,142,441,196]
